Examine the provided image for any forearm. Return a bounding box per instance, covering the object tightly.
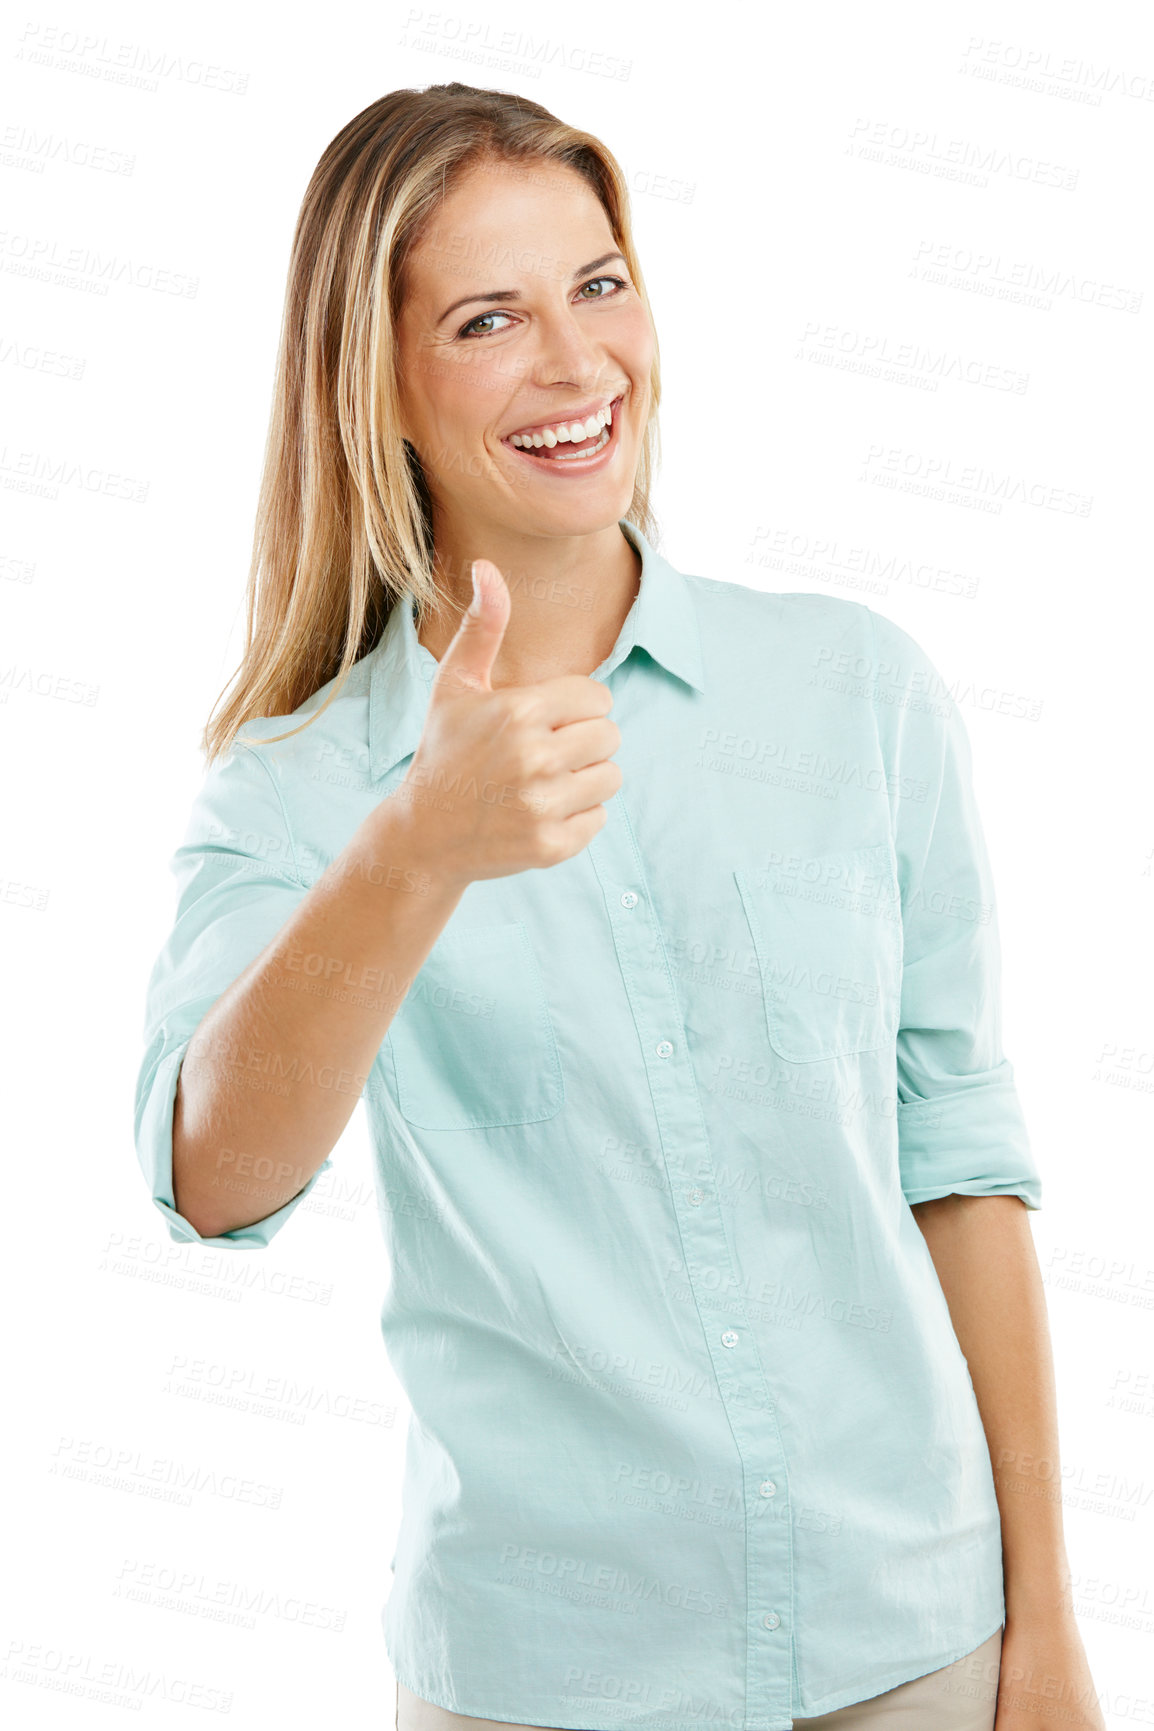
[910,1192,1071,1620]
[173,796,465,1237]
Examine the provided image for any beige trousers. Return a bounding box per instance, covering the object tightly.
[396,1624,1003,1731]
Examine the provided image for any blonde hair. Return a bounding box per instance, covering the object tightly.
[204,82,662,764]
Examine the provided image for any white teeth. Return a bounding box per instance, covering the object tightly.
[510,401,614,448]
[532,424,611,462]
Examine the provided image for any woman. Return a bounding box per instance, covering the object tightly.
[134,85,1104,1731]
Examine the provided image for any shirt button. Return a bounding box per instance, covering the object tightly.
[763,1611,781,1630]
[655,1040,673,1059]
[620,891,638,909]
[759,1480,777,1497]
[687,1187,705,1206]
[721,1330,739,1349]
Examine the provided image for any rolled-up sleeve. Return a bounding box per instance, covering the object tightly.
[865,607,1042,1211]
[134,739,334,1247]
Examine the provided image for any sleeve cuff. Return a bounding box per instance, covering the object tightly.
[897,1078,1042,1211]
[138,1043,334,1249]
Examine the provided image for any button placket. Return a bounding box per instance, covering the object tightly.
[587,796,796,1726]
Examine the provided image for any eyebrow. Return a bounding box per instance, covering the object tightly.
[436,251,627,326]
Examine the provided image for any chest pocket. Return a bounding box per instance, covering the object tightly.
[734,843,902,1063]
[384,921,564,1130]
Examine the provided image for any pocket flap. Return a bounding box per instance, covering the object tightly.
[735,843,902,1063]
[386,921,564,1130]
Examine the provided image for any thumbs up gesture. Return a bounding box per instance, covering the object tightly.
[396,560,622,887]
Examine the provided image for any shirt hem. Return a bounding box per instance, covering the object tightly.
[389,1652,781,1731]
[387,1618,1003,1731]
[791,1617,1005,1719]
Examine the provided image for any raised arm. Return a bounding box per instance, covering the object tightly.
[135,561,622,1245]
[169,794,464,1239]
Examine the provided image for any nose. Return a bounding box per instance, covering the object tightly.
[527,305,607,396]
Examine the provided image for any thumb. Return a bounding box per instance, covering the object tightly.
[434,559,510,695]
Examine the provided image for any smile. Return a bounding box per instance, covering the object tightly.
[502,395,625,473]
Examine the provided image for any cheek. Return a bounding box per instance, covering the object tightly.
[619,308,656,377]
[417,358,501,444]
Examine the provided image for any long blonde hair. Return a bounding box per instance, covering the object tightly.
[204,82,662,763]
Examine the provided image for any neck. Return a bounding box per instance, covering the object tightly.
[415,518,642,687]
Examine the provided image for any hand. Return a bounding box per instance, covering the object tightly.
[995,1606,1105,1731]
[396,558,622,888]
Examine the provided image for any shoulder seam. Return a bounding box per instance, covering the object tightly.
[242,743,306,886]
[864,602,878,724]
[862,599,885,782]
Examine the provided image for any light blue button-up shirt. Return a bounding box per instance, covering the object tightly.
[135,518,1041,1728]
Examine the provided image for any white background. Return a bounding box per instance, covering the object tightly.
[2,0,1151,1724]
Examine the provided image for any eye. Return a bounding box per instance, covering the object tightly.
[457,308,515,341]
[456,274,630,340]
[576,274,629,302]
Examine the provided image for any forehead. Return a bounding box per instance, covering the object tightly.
[403,158,614,303]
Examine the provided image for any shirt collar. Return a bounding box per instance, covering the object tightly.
[367,517,706,784]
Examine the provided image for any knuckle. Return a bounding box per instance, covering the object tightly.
[502,689,539,727]
[528,824,562,866]
[437,666,485,697]
[512,744,548,785]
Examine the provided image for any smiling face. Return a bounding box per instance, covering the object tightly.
[394,156,655,554]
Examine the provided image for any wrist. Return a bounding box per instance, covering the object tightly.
[363,789,472,900]
[1004,1556,1075,1623]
